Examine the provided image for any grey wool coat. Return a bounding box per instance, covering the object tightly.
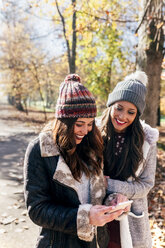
[106,121,159,248]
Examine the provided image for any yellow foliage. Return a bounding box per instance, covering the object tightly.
[160,97,165,115]
[157,22,164,29]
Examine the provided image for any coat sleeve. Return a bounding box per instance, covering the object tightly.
[24,139,95,241]
[107,144,157,199]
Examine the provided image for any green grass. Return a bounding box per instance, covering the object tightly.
[27,102,55,112]
[160,115,165,124]
[157,141,165,151]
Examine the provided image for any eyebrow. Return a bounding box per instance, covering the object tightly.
[75,120,94,124]
[118,104,136,111]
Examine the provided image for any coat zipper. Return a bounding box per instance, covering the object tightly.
[52,178,80,202]
[49,231,54,248]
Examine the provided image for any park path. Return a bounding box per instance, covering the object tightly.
[0,102,39,248]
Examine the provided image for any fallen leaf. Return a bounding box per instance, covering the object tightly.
[21,210,27,216]
[0,229,7,234]
[23,226,29,230]
[1,216,16,225]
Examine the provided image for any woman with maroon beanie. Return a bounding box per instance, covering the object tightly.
[24,74,126,248]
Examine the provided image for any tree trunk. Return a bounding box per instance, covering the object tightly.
[55,0,77,73]
[8,95,15,105]
[8,92,24,111]
[70,0,77,73]
[14,94,24,111]
[157,105,160,126]
[136,0,164,127]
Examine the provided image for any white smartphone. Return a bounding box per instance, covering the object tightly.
[106,200,133,214]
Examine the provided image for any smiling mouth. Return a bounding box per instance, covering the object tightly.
[115,119,126,125]
[75,135,84,140]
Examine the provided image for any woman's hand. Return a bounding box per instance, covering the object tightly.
[115,193,128,204]
[114,193,131,212]
[89,205,123,226]
[104,193,131,212]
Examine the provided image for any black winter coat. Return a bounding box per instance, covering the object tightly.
[24,132,109,248]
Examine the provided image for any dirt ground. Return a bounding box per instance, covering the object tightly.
[0,103,40,248]
[0,101,164,248]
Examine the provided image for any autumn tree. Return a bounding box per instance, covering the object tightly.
[74,0,137,108]
[136,0,165,127]
[55,0,77,73]
[27,0,132,93]
[0,0,68,113]
[0,22,32,111]
[0,22,66,114]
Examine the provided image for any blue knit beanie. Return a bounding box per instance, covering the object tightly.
[107,71,148,115]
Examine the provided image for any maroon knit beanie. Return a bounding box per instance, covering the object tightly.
[55,74,97,118]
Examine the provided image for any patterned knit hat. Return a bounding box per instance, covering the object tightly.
[107,71,148,115]
[55,74,97,118]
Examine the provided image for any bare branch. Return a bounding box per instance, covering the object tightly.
[55,0,71,71]
[77,10,137,23]
[71,0,76,73]
[25,8,60,22]
[135,0,153,34]
[30,29,57,40]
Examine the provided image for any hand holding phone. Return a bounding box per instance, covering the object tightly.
[106,200,133,214]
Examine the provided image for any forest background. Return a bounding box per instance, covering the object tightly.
[0,0,164,127]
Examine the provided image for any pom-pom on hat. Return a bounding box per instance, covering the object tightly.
[107,71,148,115]
[55,74,97,118]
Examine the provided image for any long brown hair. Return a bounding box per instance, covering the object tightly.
[100,107,144,181]
[49,118,103,181]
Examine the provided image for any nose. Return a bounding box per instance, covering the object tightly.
[118,112,127,120]
[82,125,88,135]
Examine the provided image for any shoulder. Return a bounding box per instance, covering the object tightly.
[26,136,40,154]
[95,116,102,128]
[140,120,159,145]
[39,131,59,157]
[24,137,41,165]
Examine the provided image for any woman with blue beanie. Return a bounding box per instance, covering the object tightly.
[100,71,159,248]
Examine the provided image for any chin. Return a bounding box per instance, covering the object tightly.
[114,125,126,133]
[76,140,82,145]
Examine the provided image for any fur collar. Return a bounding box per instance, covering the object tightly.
[140,120,159,145]
[53,154,105,205]
[39,131,59,157]
[39,131,105,205]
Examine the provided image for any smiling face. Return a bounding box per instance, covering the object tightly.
[110,101,137,133]
[74,118,94,144]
